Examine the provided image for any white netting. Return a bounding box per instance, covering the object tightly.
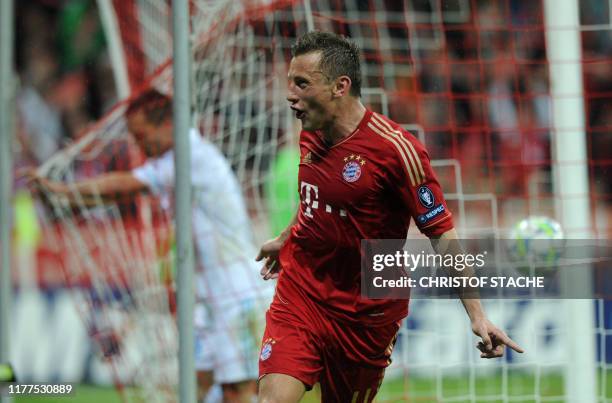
[37,102,178,402]
[35,4,290,401]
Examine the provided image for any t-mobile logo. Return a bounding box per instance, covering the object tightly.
[300,181,319,218]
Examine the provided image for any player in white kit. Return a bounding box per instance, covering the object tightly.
[29,89,270,403]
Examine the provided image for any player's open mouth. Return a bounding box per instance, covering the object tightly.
[296,110,306,120]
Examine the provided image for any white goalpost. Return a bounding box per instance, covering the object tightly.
[170,0,197,401]
[544,0,597,401]
[0,1,14,403]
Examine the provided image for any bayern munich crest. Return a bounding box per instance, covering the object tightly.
[342,154,366,183]
[260,343,272,361]
[260,338,275,361]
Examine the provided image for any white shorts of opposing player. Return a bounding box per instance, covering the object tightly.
[132,129,273,383]
[194,262,273,385]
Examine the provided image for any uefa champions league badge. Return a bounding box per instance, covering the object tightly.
[260,338,275,361]
[417,185,435,209]
[342,154,366,183]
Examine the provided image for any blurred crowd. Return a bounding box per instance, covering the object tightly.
[14,0,117,174]
[13,0,611,210]
[385,0,611,204]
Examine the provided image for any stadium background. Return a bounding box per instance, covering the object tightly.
[2,0,611,402]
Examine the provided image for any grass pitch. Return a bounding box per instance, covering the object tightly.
[14,372,612,402]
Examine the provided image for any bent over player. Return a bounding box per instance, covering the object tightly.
[256,31,523,403]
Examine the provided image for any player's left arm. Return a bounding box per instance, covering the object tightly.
[431,228,524,358]
[384,124,524,359]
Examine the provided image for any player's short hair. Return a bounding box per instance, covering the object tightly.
[126,89,173,125]
[291,31,362,98]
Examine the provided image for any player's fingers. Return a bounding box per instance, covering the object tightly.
[476,341,491,355]
[479,334,510,359]
[22,172,38,186]
[262,259,277,280]
[16,167,31,180]
[256,241,279,261]
[480,351,490,358]
[17,167,41,180]
[23,175,35,187]
[268,261,281,280]
[498,332,524,353]
[478,328,493,351]
[260,258,273,276]
[485,343,504,356]
[479,344,503,359]
[255,249,267,261]
[479,345,492,358]
[27,177,47,195]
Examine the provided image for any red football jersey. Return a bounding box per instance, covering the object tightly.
[278,109,454,326]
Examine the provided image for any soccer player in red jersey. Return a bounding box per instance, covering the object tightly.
[256,31,523,403]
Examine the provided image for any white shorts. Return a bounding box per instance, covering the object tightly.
[194,294,270,384]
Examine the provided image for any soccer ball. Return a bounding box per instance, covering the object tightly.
[508,216,564,275]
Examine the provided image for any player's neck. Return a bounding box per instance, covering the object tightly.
[321,100,366,146]
[159,142,173,155]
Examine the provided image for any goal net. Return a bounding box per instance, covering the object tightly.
[36,99,178,402]
[36,0,610,401]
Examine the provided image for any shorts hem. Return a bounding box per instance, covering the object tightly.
[215,375,258,385]
[258,370,315,391]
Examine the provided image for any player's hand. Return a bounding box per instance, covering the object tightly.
[256,237,284,280]
[20,168,46,193]
[20,168,68,195]
[471,318,524,358]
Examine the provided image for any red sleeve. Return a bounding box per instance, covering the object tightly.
[387,129,454,238]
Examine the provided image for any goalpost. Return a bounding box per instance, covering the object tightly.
[28,0,606,401]
[170,0,197,401]
[0,1,14,403]
[544,0,597,401]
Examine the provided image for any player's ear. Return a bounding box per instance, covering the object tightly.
[333,75,352,98]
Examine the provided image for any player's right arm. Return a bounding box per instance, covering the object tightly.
[256,211,297,280]
[26,170,148,204]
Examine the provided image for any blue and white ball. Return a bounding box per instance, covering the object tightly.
[508,216,564,274]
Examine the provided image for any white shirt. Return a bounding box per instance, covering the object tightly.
[133,129,261,299]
